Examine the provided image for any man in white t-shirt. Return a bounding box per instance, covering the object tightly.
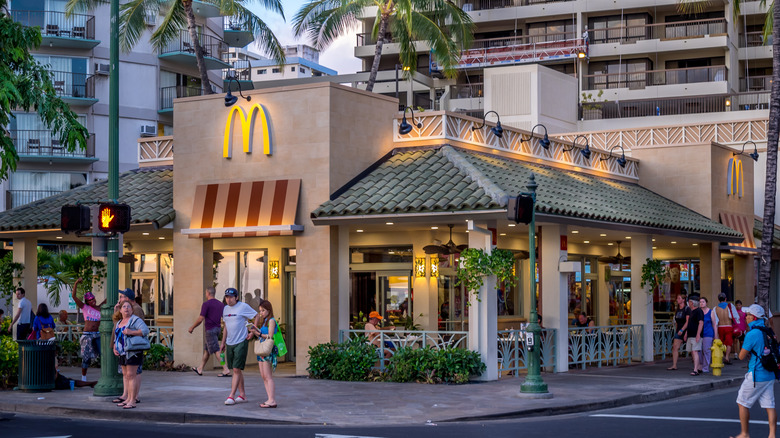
[11,287,32,340]
[220,287,259,405]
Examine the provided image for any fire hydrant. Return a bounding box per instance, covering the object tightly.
[711,339,726,376]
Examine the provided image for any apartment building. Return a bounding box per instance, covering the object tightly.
[354,0,771,130]
[5,0,244,210]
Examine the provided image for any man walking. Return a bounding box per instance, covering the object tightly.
[220,288,258,405]
[188,286,230,376]
[716,293,740,365]
[732,304,777,438]
[685,295,704,375]
[11,287,32,340]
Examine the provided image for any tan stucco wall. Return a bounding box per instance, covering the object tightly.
[171,83,396,373]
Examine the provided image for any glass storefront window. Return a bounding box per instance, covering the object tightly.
[213,250,266,307]
[350,246,413,264]
[438,274,467,331]
[568,256,597,322]
[655,260,700,321]
[158,254,173,316]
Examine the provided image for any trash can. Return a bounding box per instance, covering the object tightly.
[17,340,56,392]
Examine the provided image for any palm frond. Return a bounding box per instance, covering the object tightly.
[232,4,286,66]
[763,1,775,44]
[65,0,108,16]
[149,0,188,53]
[677,0,712,16]
[118,0,154,53]
[294,0,370,50]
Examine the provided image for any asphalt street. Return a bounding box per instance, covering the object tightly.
[1,386,777,438]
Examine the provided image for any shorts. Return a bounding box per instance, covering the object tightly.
[674,332,685,341]
[686,337,702,352]
[718,326,733,347]
[737,373,775,409]
[80,332,101,368]
[204,327,221,354]
[226,339,249,370]
[119,353,144,367]
[117,363,143,375]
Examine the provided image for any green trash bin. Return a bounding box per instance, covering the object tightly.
[17,340,56,392]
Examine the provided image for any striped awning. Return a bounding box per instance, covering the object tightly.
[182,179,302,238]
[719,212,757,254]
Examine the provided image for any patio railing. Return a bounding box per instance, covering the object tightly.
[55,324,174,349]
[590,18,726,44]
[339,329,469,371]
[584,65,726,90]
[568,324,643,369]
[497,328,557,376]
[11,9,95,40]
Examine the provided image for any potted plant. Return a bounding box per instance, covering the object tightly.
[581,90,607,120]
[640,258,667,295]
[456,248,515,303]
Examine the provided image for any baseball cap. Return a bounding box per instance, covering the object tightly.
[746,304,766,319]
[119,288,135,301]
[225,287,238,297]
[368,311,382,320]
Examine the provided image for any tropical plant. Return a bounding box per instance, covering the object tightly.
[678,0,778,313]
[66,0,286,95]
[293,0,474,92]
[581,89,607,110]
[385,346,484,383]
[0,0,89,180]
[307,336,376,381]
[38,248,106,308]
[0,253,23,307]
[455,248,515,302]
[640,258,667,295]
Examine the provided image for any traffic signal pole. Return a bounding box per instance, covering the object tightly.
[93,0,122,396]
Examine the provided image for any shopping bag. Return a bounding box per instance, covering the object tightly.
[273,331,287,356]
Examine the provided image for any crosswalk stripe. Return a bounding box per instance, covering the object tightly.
[591,413,769,425]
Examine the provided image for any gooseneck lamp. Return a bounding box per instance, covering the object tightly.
[600,145,628,168]
[471,110,503,138]
[398,105,422,135]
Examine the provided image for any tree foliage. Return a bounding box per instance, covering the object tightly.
[0,252,23,307]
[0,0,89,180]
[38,248,106,307]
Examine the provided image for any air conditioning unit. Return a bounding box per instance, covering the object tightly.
[144,12,156,26]
[140,125,157,137]
[95,63,110,75]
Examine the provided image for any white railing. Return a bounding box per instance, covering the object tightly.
[55,324,174,350]
[339,329,469,371]
[497,328,557,376]
[568,324,643,369]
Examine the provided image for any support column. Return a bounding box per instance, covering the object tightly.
[172,235,213,368]
[413,232,439,331]
[734,255,755,303]
[539,224,569,373]
[699,243,722,301]
[337,225,350,333]
[467,220,498,381]
[630,235,653,362]
[12,237,37,339]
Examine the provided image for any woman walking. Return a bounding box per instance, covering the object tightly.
[699,297,718,373]
[667,294,690,370]
[31,304,56,340]
[250,300,278,408]
[112,301,149,409]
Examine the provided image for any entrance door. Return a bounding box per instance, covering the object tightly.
[438,274,467,331]
[130,273,156,324]
[378,272,411,326]
[284,270,296,362]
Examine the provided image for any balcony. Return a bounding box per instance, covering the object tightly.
[739,31,772,47]
[584,65,727,90]
[461,0,573,12]
[6,190,65,209]
[740,75,772,92]
[50,71,97,106]
[159,31,231,70]
[11,10,99,49]
[578,91,769,120]
[223,17,254,48]
[450,83,484,99]
[589,18,726,44]
[10,130,97,163]
[159,86,204,112]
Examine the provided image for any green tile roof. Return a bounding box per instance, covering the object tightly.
[0,167,174,232]
[312,146,742,239]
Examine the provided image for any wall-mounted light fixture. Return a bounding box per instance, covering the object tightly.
[430,256,439,277]
[734,140,759,162]
[563,134,591,160]
[471,110,503,138]
[398,105,422,135]
[523,123,550,149]
[415,257,426,278]
[268,260,280,279]
[224,73,251,107]
[600,145,627,168]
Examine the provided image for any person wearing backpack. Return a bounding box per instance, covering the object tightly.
[733,304,777,438]
[31,303,56,341]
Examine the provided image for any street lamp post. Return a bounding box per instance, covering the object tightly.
[520,173,549,395]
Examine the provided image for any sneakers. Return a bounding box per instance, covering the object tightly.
[236,396,247,403]
[224,397,235,405]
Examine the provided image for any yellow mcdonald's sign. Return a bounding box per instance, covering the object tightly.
[727,157,743,198]
[223,103,272,158]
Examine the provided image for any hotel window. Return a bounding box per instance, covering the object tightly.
[272,68,280,73]
[588,14,651,44]
[588,59,652,90]
[8,171,86,208]
[290,66,295,72]
[258,69,266,74]
[527,19,574,43]
[300,68,306,74]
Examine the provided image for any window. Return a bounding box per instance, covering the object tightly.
[272,68,281,73]
[527,19,575,43]
[588,14,651,43]
[300,68,306,74]
[258,69,266,75]
[213,251,267,303]
[291,66,296,72]
[8,170,87,208]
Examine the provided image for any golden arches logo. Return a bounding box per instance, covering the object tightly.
[727,157,743,197]
[223,104,272,158]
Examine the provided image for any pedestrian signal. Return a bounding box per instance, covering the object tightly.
[507,195,534,224]
[61,205,91,233]
[97,203,131,233]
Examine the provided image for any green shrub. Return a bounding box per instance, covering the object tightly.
[57,339,81,367]
[0,336,18,388]
[143,343,173,370]
[307,337,376,381]
[386,347,485,384]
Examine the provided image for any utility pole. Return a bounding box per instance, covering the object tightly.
[93,0,122,396]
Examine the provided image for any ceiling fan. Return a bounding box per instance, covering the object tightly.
[598,240,631,264]
[423,224,468,255]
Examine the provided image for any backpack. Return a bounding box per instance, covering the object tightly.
[751,326,780,380]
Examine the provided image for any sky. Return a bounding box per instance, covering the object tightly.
[245,0,363,75]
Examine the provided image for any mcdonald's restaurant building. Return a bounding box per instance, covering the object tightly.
[1,82,764,377]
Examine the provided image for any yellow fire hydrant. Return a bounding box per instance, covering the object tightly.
[711,339,726,376]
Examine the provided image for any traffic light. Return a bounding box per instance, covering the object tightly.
[97,203,131,233]
[507,194,534,224]
[61,205,91,233]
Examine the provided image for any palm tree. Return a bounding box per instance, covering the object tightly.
[66,0,286,95]
[38,248,105,313]
[679,0,779,312]
[293,0,474,92]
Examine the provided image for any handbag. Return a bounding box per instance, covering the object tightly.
[26,330,37,340]
[39,327,55,341]
[125,334,151,351]
[273,331,288,356]
[254,336,274,357]
[728,304,743,337]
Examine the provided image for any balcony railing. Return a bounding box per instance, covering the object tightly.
[462,0,573,12]
[160,30,228,61]
[6,189,64,209]
[739,31,773,47]
[222,60,252,80]
[10,130,95,158]
[740,75,773,92]
[50,71,95,99]
[450,82,484,99]
[472,31,576,49]
[579,91,769,120]
[590,18,726,44]
[160,86,204,111]
[584,65,727,90]
[11,9,95,40]
[356,32,399,47]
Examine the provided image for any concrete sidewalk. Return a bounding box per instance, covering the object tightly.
[0,360,749,426]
